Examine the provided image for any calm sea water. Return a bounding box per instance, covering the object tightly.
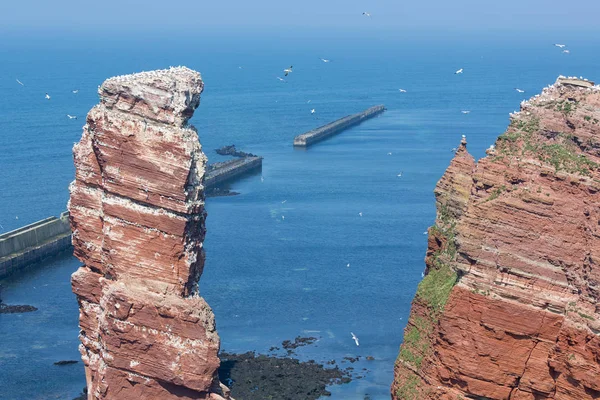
[0,31,598,399]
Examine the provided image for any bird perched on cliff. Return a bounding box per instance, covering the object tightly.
[283,66,293,76]
[455,68,464,74]
[515,88,525,93]
[66,114,77,119]
[554,43,566,48]
[16,79,24,86]
[45,93,51,100]
[351,332,360,346]
[362,12,371,17]
[320,58,331,63]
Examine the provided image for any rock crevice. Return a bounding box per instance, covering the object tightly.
[70,67,230,400]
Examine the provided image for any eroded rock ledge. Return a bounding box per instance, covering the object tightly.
[69,67,230,400]
[393,77,600,399]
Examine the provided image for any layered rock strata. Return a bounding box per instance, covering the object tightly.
[393,77,600,399]
[69,67,230,400]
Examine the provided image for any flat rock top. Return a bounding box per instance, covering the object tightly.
[99,66,204,126]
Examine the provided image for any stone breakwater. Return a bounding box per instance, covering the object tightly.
[0,212,71,279]
[69,67,230,400]
[293,105,385,147]
[392,77,600,399]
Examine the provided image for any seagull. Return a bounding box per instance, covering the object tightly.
[461,110,471,114]
[310,109,315,114]
[238,66,243,69]
[397,172,403,177]
[320,58,331,63]
[283,65,293,76]
[451,147,457,152]
[16,79,24,86]
[276,76,286,82]
[398,89,407,93]
[563,50,570,54]
[421,271,425,278]
[387,152,392,155]
[455,68,464,74]
[347,263,350,268]
[45,93,51,100]
[423,231,428,235]
[362,12,371,17]
[66,114,77,119]
[15,216,19,220]
[72,89,79,94]
[358,212,363,217]
[351,332,360,346]
[554,44,566,48]
[282,200,287,204]
[261,176,265,182]
[515,88,525,93]
[307,100,312,103]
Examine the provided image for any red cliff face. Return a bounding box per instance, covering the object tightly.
[69,67,231,400]
[393,78,600,400]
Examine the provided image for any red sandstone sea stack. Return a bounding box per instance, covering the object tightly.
[393,77,600,399]
[69,67,231,399]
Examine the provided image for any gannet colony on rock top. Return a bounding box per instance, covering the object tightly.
[69,67,231,399]
[393,76,600,399]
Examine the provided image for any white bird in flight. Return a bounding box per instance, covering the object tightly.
[282,215,285,220]
[45,93,51,100]
[358,212,363,217]
[362,12,371,17]
[351,332,360,346]
[398,89,407,93]
[397,172,403,177]
[276,76,286,82]
[320,58,331,63]
[563,50,570,54]
[346,263,350,268]
[310,109,316,114]
[455,68,464,74]
[387,152,392,155]
[554,44,566,48]
[72,89,79,94]
[66,114,77,119]
[461,110,471,114]
[283,65,293,76]
[16,79,24,86]
[282,200,287,204]
[515,88,525,93]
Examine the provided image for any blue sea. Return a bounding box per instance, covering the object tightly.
[0,30,598,399]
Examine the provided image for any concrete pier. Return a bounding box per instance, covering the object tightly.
[205,156,263,188]
[293,105,386,147]
[0,212,72,279]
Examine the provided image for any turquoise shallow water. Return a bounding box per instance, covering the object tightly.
[0,32,599,399]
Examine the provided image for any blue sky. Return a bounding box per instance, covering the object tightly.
[1,0,600,34]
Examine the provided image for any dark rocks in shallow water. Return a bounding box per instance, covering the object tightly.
[342,356,360,363]
[0,304,38,314]
[54,360,79,366]
[281,336,318,350]
[365,355,375,361]
[218,351,351,400]
[205,187,240,198]
[215,145,257,158]
[72,387,87,400]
